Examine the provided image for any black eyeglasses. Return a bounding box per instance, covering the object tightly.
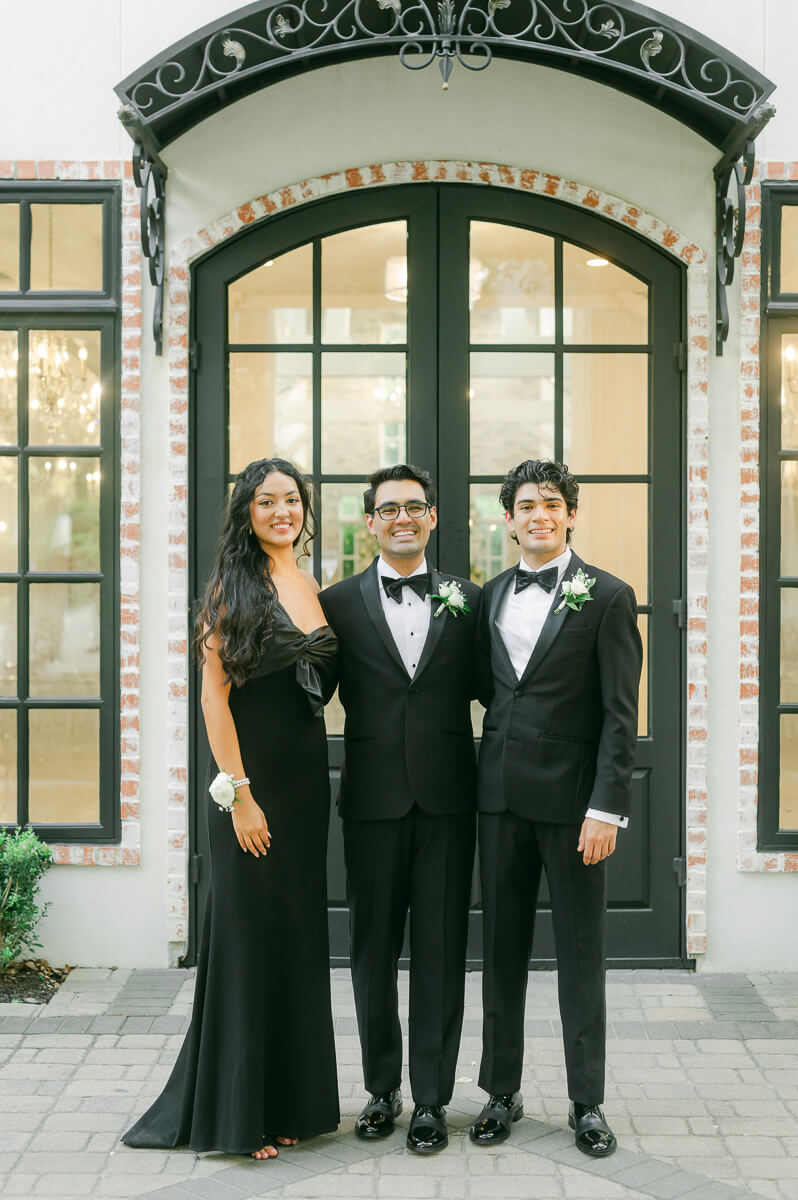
[373,501,431,520]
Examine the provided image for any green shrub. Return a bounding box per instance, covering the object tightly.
[0,827,54,972]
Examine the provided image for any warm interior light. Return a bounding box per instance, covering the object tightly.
[384,256,408,303]
[586,257,609,267]
[785,344,796,362]
[385,255,487,304]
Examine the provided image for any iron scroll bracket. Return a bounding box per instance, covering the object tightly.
[713,101,775,355]
[121,110,168,356]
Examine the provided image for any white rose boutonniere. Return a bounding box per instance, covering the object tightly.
[430,579,471,619]
[209,771,249,812]
[554,567,596,614]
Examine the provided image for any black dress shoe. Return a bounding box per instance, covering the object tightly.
[469,1092,524,1145]
[569,1102,617,1157]
[355,1090,402,1139]
[406,1104,448,1153]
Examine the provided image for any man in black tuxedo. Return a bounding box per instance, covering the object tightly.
[470,459,642,1158]
[320,464,480,1154]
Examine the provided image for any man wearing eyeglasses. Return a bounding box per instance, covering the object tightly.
[321,464,480,1155]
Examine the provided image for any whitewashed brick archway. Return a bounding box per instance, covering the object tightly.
[164,160,711,956]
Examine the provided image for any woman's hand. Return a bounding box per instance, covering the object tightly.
[231,791,271,857]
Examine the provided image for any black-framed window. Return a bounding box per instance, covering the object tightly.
[761,183,798,850]
[0,183,120,841]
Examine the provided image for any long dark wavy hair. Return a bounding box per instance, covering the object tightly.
[194,458,317,686]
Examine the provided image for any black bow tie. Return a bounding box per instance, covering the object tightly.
[514,566,558,595]
[382,573,431,604]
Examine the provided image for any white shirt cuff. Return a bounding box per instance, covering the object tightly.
[585,807,628,829]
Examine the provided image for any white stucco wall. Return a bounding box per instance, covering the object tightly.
[2,0,796,970]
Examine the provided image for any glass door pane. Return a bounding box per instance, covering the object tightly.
[469,222,555,344]
[228,243,312,344]
[228,353,313,473]
[563,244,648,344]
[322,222,407,344]
[564,354,648,474]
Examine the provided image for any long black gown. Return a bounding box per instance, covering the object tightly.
[123,607,340,1153]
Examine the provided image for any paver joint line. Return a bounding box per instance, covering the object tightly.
[3,967,798,1199]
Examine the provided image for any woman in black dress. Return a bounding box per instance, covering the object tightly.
[123,458,339,1159]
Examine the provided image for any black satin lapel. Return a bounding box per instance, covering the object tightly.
[489,568,518,683]
[413,569,446,679]
[359,561,408,676]
[519,553,585,683]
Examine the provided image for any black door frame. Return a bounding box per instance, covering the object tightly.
[186,183,688,969]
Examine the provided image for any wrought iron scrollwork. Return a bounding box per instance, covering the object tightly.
[116,1,776,355]
[117,0,773,115]
[132,140,168,356]
[714,101,775,355]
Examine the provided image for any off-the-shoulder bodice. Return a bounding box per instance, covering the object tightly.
[245,602,337,716]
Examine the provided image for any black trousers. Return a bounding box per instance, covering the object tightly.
[343,806,476,1106]
[478,811,608,1105]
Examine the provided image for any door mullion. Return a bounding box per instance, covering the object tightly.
[434,191,471,577]
[555,236,564,463]
[405,192,440,563]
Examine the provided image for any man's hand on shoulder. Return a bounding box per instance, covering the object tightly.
[577,817,618,865]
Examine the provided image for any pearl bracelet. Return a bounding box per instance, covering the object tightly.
[208,771,250,812]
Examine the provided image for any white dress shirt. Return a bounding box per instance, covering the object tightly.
[497,548,628,830]
[376,555,432,677]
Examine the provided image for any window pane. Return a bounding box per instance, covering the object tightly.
[322,223,407,345]
[780,589,798,701]
[0,584,17,697]
[29,331,102,446]
[779,715,798,829]
[470,222,555,344]
[637,613,648,737]
[781,461,798,576]
[228,244,312,344]
[0,330,19,444]
[0,458,18,572]
[469,353,554,475]
[229,354,312,475]
[564,354,648,474]
[29,457,100,571]
[0,205,19,292]
[469,483,517,585]
[28,709,99,823]
[29,583,100,697]
[563,244,648,345]
[30,204,103,291]
[321,353,406,473]
[0,709,16,823]
[781,333,798,449]
[319,482,375,588]
[781,207,798,294]
[574,483,648,602]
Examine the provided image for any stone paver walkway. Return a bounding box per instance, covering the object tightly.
[1,968,797,1199]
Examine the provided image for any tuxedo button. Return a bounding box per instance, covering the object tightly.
[514,688,523,697]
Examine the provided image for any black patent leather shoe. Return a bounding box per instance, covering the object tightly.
[355,1089,402,1139]
[569,1103,617,1157]
[406,1104,448,1153]
[469,1092,524,1145]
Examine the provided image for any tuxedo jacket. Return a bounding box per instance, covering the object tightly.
[476,553,642,824]
[320,560,481,820]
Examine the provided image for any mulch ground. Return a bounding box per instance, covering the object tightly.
[0,959,73,1004]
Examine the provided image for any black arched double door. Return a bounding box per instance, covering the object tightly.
[189,184,687,967]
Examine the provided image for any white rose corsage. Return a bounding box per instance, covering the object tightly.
[209,771,249,813]
[430,579,470,619]
[554,568,596,614]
